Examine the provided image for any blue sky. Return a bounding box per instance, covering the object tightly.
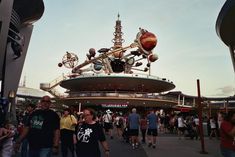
[21,0,235,97]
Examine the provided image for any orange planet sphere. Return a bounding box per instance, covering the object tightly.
[140,32,157,51]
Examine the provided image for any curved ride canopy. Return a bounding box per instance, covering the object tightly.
[13,0,44,24]
[216,0,235,72]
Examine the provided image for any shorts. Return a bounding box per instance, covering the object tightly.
[129,129,139,136]
[116,124,122,128]
[147,129,158,136]
[178,127,185,132]
[104,122,112,132]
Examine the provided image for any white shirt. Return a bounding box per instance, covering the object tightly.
[194,118,199,126]
[103,113,112,123]
[210,119,216,129]
[178,117,184,128]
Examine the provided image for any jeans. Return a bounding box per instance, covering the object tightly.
[21,139,29,157]
[141,129,146,143]
[60,129,75,157]
[221,147,235,157]
[28,148,52,157]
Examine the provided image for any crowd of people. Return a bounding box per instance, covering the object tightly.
[0,95,235,157]
[13,96,110,157]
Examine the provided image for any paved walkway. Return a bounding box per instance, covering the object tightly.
[101,133,222,157]
[143,137,221,157]
[13,133,222,157]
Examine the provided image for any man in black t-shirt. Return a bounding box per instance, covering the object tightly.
[15,96,60,157]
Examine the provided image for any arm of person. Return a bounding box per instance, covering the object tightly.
[100,140,110,157]
[0,127,9,135]
[71,115,78,125]
[53,111,61,149]
[73,133,77,144]
[14,126,29,152]
[228,126,235,137]
[53,129,60,147]
[221,121,235,138]
[0,128,10,141]
[15,126,29,144]
[52,129,60,154]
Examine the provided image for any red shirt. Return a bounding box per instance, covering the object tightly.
[140,118,147,129]
[220,120,235,151]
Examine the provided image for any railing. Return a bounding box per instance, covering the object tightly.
[67,91,177,102]
[40,72,175,98]
[40,74,67,98]
[40,74,67,91]
[64,72,174,84]
[50,74,67,89]
[50,88,67,98]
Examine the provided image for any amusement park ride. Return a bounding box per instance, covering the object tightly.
[58,29,158,75]
[40,15,176,108]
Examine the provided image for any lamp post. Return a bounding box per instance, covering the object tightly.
[6,90,16,124]
[78,102,82,113]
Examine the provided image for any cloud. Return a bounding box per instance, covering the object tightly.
[216,86,235,96]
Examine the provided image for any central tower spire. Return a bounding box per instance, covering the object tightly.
[112,13,124,49]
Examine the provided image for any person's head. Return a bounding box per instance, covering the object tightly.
[40,95,51,110]
[219,112,226,120]
[63,108,71,116]
[106,109,112,114]
[26,103,35,113]
[132,108,136,113]
[83,108,96,123]
[149,108,154,114]
[225,111,235,124]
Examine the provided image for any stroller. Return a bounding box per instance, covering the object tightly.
[184,123,197,139]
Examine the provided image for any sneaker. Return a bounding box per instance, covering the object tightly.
[110,136,113,139]
[148,143,152,147]
[152,145,156,149]
[135,143,139,149]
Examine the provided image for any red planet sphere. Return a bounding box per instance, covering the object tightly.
[148,53,158,62]
[140,32,157,51]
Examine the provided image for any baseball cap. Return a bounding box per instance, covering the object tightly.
[106,109,112,114]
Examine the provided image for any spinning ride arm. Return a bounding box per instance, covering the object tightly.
[72,43,138,73]
[59,28,158,74]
